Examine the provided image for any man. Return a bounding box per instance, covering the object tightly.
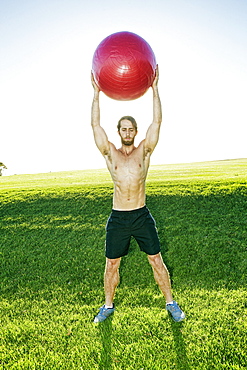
[91,66,185,323]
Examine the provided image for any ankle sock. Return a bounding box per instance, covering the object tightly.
[105,304,114,309]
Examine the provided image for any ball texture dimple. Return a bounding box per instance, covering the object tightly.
[92,31,156,101]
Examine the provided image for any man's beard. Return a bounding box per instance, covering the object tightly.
[121,138,134,146]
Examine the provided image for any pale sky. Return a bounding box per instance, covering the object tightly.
[1,0,246,175]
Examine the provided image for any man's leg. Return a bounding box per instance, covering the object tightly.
[93,257,121,323]
[148,252,173,303]
[148,252,185,322]
[104,257,121,307]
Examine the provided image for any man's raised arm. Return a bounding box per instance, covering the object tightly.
[144,65,162,155]
[91,72,111,156]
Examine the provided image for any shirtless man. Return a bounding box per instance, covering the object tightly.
[91,66,185,323]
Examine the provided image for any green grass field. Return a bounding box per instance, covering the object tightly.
[0,159,246,369]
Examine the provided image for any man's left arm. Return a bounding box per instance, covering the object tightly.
[144,65,162,156]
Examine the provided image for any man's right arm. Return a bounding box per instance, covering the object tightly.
[91,73,111,157]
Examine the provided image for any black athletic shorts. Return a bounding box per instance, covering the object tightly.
[105,205,161,259]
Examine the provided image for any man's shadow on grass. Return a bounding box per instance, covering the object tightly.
[170,320,191,370]
[98,316,113,370]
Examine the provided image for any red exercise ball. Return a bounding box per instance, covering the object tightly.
[92,31,156,101]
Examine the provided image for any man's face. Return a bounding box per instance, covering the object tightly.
[118,120,137,146]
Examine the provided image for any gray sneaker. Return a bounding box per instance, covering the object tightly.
[93,304,115,323]
[166,301,185,322]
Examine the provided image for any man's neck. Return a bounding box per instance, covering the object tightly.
[119,144,136,156]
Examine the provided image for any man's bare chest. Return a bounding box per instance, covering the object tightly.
[106,144,150,182]
[114,154,143,172]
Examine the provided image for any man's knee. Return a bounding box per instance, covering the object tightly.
[148,253,163,269]
[105,257,121,272]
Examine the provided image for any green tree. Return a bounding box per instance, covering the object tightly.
[0,162,7,176]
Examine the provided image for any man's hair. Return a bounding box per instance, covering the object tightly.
[117,116,138,132]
